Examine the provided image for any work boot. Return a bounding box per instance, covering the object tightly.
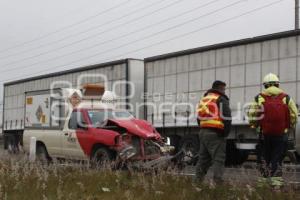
[270,177,284,188]
[257,177,269,188]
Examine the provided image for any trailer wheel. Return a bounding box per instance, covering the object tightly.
[225,141,249,166]
[169,135,181,152]
[36,144,51,164]
[5,133,21,154]
[296,152,300,164]
[91,147,114,169]
[285,151,297,164]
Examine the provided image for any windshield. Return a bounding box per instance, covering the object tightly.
[88,110,133,127]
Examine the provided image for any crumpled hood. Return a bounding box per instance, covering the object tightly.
[107,119,161,140]
[262,86,284,96]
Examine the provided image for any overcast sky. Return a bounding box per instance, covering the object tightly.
[0,0,295,98]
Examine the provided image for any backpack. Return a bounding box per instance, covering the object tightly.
[257,93,290,136]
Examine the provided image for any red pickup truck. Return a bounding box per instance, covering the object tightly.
[23,88,174,167]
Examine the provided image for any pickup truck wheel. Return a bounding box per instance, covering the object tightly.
[91,147,114,169]
[36,145,51,164]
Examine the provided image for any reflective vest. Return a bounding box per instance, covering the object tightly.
[197,92,224,129]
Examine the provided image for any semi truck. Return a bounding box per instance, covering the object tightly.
[2,29,300,165]
[143,29,300,165]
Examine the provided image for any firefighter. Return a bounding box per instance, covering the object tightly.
[195,80,232,184]
[248,73,298,187]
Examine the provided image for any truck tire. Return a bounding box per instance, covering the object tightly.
[169,135,181,152]
[5,133,20,154]
[296,152,300,164]
[225,141,249,166]
[36,144,51,164]
[178,135,199,166]
[91,147,114,169]
[285,151,297,164]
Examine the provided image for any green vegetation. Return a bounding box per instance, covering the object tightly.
[0,158,298,200]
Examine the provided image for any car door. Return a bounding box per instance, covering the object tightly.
[62,111,89,160]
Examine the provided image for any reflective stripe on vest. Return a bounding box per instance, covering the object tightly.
[200,120,224,129]
[198,92,224,129]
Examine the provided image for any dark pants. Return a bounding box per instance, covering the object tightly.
[261,135,286,177]
[195,129,226,183]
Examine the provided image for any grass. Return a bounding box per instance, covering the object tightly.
[0,156,298,200]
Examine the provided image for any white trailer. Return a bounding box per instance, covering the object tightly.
[144,30,300,164]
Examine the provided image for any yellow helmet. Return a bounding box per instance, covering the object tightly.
[263,73,280,85]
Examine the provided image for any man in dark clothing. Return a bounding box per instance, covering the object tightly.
[195,80,232,184]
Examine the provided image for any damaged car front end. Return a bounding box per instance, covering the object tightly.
[88,109,175,167]
[106,118,175,162]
